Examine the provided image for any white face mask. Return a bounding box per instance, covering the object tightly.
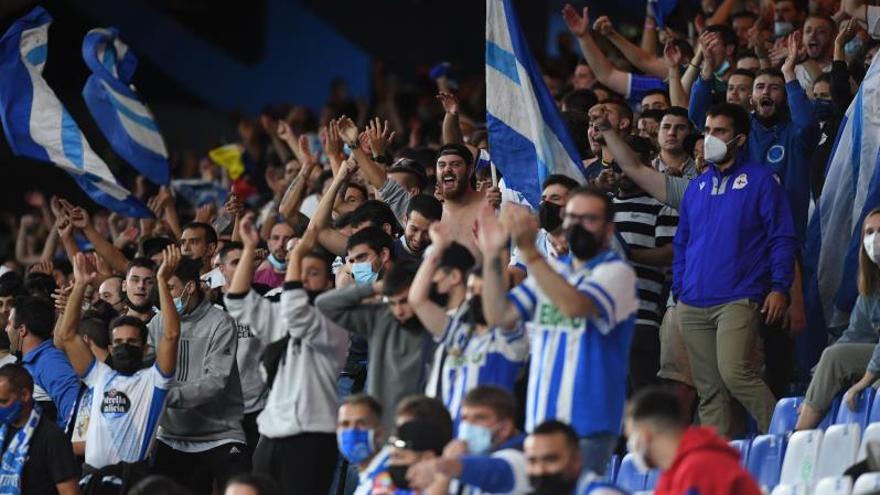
[703,134,735,164]
[626,430,651,473]
[864,232,880,265]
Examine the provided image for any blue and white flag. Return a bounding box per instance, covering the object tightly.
[485,0,585,209]
[801,53,880,369]
[0,7,151,217]
[82,27,170,186]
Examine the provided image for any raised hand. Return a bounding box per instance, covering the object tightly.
[325,119,344,156]
[118,226,139,245]
[835,19,857,47]
[69,206,91,230]
[428,222,453,252]
[194,204,216,224]
[157,245,181,282]
[336,116,360,146]
[365,117,396,157]
[291,225,319,260]
[562,4,590,37]
[28,260,53,276]
[49,195,64,218]
[238,214,260,249]
[73,252,98,286]
[56,214,73,239]
[276,119,295,143]
[663,40,684,69]
[475,203,509,255]
[501,204,539,251]
[222,193,244,218]
[52,284,72,313]
[587,104,613,132]
[592,15,614,37]
[435,92,459,116]
[782,32,804,75]
[485,185,502,209]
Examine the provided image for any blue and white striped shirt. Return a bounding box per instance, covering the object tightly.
[508,250,637,437]
[426,304,529,429]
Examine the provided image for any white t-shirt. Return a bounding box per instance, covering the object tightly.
[82,360,172,468]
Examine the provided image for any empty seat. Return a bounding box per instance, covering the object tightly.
[820,396,844,431]
[853,472,880,495]
[868,389,880,424]
[814,476,853,495]
[645,469,661,489]
[770,484,808,495]
[816,424,861,479]
[747,434,787,490]
[730,439,752,466]
[858,422,880,461]
[771,397,806,435]
[604,454,620,483]
[780,429,824,487]
[836,388,876,430]
[615,453,646,492]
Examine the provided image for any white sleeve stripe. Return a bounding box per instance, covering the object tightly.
[582,286,616,328]
[584,281,617,317]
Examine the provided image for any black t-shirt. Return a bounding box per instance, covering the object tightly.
[1,415,79,495]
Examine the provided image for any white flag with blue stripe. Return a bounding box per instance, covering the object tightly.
[802,53,880,368]
[0,7,151,217]
[486,0,585,209]
[82,27,170,186]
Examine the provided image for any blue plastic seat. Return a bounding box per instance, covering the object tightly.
[868,388,880,424]
[604,454,620,483]
[746,434,787,490]
[769,397,805,435]
[819,395,843,430]
[645,469,661,489]
[615,453,647,492]
[729,438,752,466]
[835,386,875,429]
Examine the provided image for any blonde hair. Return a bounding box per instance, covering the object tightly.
[858,208,880,295]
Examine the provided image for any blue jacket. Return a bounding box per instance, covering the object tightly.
[21,339,81,429]
[689,78,819,240]
[672,156,798,308]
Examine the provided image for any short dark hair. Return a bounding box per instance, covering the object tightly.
[663,106,691,123]
[543,174,580,192]
[754,68,785,83]
[407,194,442,222]
[683,133,704,157]
[436,143,475,167]
[0,364,33,395]
[345,182,369,202]
[531,420,579,452]
[23,272,55,298]
[603,99,634,131]
[561,88,598,114]
[173,257,203,285]
[343,393,383,421]
[350,201,402,237]
[731,11,758,23]
[705,24,737,48]
[382,260,420,296]
[706,102,751,137]
[638,109,665,123]
[728,68,756,81]
[80,300,118,349]
[182,222,218,246]
[462,386,517,422]
[641,89,670,105]
[437,242,476,277]
[671,39,695,61]
[0,273,23,299]
[126,257,157,278]
[110,315,150,346]
[562,110,590,160]
[395,394,454,442]
[569,186,615,223]
[806,14,836,31]
[219,242,244,263]
[346,227,395,261]
[11,295,53,341]
[628,387,686,431]
[225,473,279,495]
[814,72,832,86]
[624,135,655,166]
[140,237,173,260]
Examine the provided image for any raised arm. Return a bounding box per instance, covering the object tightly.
[563,4,633,98]
[338,116,388,191]
[594,15,667,78]
[781,33,818,131]
[313,158,357,256]
[69,205,130,275]
[706,0,738,26]
[229,215,259,296]
[155,246,181,377]
[665,41,690,107]
[476,204,521,330]
[55,253,98,376]
[843,0,869,29]
[408,223,456,337]
[437,92,465,145]
[279,136,319,220]
[591,105,668,203]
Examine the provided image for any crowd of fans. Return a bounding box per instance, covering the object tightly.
[3,0,880,493]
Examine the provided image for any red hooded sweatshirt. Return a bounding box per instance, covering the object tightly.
[654,427,762,495]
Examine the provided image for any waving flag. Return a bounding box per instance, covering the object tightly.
[801,54,880,371]
[0,7,151,217]
[82,27,170,186]
[485,0,585,209]
[649,0,679,30]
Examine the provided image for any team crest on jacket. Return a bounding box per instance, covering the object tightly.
[766,145,785,163]
[732,173,748,190]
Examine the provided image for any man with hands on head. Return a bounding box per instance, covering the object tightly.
[478,189,638,475]
[55,247,181,470]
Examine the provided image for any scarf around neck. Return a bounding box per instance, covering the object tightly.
[0,405,41,494]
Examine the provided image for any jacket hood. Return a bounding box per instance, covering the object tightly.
[670,427,741,467]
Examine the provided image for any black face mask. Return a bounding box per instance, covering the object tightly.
[306,289,323,305]
[400,316,424,331]
[538,202,563,232]
[565,223,601,261]
[124,294,152,315]
[528,472,577,495]
[468,295,487,326]
[388,464,411,490]
[428,283,449,307]
[111,344,144,375]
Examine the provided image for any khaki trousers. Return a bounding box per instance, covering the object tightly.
[804,343,876,414]
[678,299,776,436]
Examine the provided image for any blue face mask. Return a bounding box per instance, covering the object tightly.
[0,400,23,425]
[813,98,833,120]
[337,428,375,464]
[173,284,190,315]
[458,421,494,455]
[714,60,730,78]
[267,253,287,271]
[351,261,378,285]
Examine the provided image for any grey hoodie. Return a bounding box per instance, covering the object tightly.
[149,297,245,443]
